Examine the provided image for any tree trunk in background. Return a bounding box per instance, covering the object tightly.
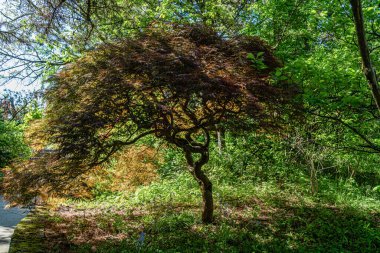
[216,125,226,155]
[185,150,213,224]
[350,0,380,113]
[310,159,318,195]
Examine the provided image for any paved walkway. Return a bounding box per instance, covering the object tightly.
[0,197,28,253]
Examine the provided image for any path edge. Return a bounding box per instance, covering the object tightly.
[9,208,46,253]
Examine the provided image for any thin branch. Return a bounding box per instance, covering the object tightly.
[309,111,380,153]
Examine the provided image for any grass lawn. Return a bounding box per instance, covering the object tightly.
[34,172,380,253]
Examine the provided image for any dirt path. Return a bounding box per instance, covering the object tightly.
[0,197,28,253]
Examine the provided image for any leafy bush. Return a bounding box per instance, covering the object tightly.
[0,119,29,168]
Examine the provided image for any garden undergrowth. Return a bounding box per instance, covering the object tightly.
[41,173,380,252]
[40,134,380,252]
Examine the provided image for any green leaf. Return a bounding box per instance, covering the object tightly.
[247,53,255,60]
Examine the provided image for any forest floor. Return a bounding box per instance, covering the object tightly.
[14,172,380,253]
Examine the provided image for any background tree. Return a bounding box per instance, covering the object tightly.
[0,0,254,85]
[350,0,380,113]
[0,90,43,191]
[243,0,380,155]
[0,90,42,166]
[0,119,28,168]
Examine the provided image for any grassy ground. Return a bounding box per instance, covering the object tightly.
[35,170,380,253]
[7,135,380,252]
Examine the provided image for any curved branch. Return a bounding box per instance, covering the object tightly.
[90,129,156,166]
[309,111,380,153]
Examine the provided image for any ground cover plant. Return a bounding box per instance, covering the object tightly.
[27,134,380,252]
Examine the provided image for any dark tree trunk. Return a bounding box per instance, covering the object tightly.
[184,150,213,224]
[196,166,213,223]
[350,0,380,113]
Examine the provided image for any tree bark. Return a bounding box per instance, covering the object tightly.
[198,169,213,223]
[350,0,380,113]
[184,150,213,223]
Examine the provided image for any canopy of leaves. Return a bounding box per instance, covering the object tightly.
[43,24,297,175]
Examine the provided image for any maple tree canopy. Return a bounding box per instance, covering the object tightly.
[46,25,296,169]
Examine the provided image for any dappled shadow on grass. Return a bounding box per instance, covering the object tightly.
[353,171,380,188]
[256,202,379,252]
[39,198,380,253]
